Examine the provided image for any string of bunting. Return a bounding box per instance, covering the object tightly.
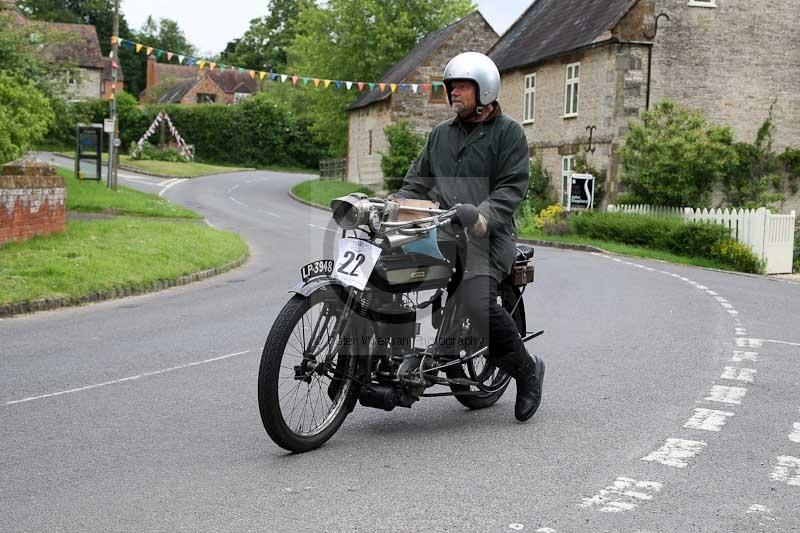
[111,36,445,95]
[133,111,194,161]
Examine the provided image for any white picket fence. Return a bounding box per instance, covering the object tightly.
[607,204,797,274]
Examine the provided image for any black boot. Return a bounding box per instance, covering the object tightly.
[494,349,545,422]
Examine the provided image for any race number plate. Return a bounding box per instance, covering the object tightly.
[299,259,334,283]
[333,238,382,290]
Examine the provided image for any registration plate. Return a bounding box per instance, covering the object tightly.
[299,259,334,283]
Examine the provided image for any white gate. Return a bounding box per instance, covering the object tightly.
[608,205,797,274]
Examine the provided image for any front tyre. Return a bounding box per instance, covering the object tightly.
[258,288,357,453]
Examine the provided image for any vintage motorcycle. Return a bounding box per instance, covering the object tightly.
[257,193,541,453]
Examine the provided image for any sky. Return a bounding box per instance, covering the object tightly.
[122,0,534,58]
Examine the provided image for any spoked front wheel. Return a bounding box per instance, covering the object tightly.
[258,288,359,453]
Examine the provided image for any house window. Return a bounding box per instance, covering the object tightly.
[196,93,216,104]
[429,76,446,104]
[564,62,580,118]
[66,70,77,86]
[234,92,252,103]
[562,155,576,206]
[523,73,536,123]
[688,0,717,7]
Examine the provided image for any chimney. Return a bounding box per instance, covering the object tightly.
[146,56,158,88]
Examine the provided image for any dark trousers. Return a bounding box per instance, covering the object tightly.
[439,241,524,360]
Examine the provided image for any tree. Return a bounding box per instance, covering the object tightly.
[220,0,312,72]
[0,71,54,164]
[286,0,474,156]
[619,100,737,207]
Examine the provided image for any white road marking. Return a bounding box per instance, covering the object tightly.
[684,408,735,432]
[720,302,734,309]
[727,309,739,315]
[720,367,757,383]
[755,338,800,348]
[746,504,775,521]
[704,385,747,405]
[789,423,800,444]
[770,456,800,486]
[732,351,759,362]
[229,196,247,207]
[4,350,251,406]
[642,438,707,468]
[508,524,524,531]
[227,183,240,193]
[735,328,747,336]
[580,477,662,513]
[714,296,728,303]
[696,285,709,290]
[706,290,719,296]
[536,529,557,533]
[158,178,186,197]
[737,338,763,348]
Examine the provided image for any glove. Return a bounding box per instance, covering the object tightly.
[468,213,488,238]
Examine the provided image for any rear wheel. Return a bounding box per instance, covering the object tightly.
[258,288,358,453]
[446,316,512,409]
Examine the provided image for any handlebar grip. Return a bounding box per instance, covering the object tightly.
[453,204,479,227]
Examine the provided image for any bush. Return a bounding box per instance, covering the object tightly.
[709,239,765,274]
[381,121,426,192]
[132,142,186,162]
[534,204,564,230]
[666,222,730,258]
[620,100,738,207]
[570,212,681,249]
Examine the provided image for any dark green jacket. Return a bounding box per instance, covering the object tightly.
[397,111,530,282]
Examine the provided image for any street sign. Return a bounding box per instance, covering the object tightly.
[567,173,595,211]
[104,118,116,133]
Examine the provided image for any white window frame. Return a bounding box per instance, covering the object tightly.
[234,92,252,103]
[523,73,536,124]
[561,155,576,206]
[688,0,717,7]
[563,62,580,118]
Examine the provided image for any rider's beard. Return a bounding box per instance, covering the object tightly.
[451,101,473,118]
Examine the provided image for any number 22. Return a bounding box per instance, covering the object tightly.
[337,251,365,276]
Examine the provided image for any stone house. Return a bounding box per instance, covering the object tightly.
[346,11,498,186]
[0,0,123,99]
[140,56,259,105]
[489,0,800,210]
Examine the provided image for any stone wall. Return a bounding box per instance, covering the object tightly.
[651,0,800,152]
[347,100,392,185]
[0,159,66,245]
[346,11,498,184]
[64,68,102,100]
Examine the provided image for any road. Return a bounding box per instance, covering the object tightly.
[2,161,799,532]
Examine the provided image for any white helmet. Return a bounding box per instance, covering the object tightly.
[443,52,501,108]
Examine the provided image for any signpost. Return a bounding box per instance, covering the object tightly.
[566,173,595,211]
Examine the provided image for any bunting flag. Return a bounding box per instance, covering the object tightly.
[116,36,447,100]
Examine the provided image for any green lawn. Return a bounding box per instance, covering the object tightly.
[0,218,247,305]
[518,230,740,272]
[60,167,200,219]
[292,179,375,209]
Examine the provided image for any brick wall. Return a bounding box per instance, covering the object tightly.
[0,159,66,246]
[179,76,228,105]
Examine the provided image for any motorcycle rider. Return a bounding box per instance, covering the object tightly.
[389,52,545,422]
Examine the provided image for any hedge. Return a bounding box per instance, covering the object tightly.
[570,211,764,273]
[44,92,325,169]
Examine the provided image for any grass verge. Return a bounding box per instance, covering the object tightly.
[0,218,248,305]
[519,230,740,272]
[292,179,374,209]
[60,167,200,219]
[54,150,250,178]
